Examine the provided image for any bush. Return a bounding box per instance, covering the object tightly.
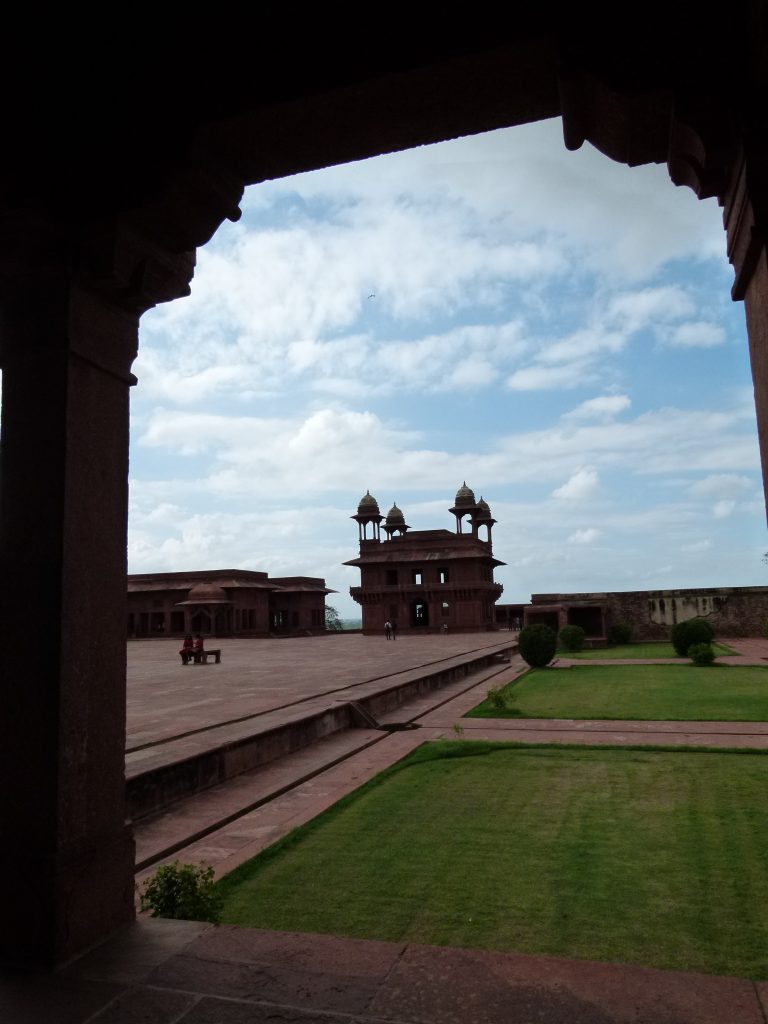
[608,622,632,645]
[518,624,557,668]
[487,686,508,711]
[140,861,223,924]
[558,624,585,652]
[689,642,716,666]
[671,618,714,657]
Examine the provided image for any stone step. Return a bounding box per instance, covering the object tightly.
[133,658,515,872]
[127,641,516,823]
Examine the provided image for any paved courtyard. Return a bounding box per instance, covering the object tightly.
[127,632,514,749]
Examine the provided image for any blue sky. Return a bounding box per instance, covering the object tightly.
[128,118,765,617]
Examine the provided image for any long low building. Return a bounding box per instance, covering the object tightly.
[127,569,334,638]
[524,585,768,644]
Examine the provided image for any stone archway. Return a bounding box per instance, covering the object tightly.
[1,25,765,967]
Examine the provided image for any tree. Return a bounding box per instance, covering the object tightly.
[325,605,343,631]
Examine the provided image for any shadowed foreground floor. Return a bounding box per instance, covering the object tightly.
[3,919,767,1024]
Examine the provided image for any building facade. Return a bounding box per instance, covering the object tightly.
[127,569,333,638]
[346,485,504,634]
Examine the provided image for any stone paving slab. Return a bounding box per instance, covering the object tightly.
[40,919,766,1024]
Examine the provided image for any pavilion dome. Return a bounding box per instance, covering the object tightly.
[386,502,405,524]
[454,481,477,507]
[475,496,492,519]
[184,582,230,604]
[357,490,380,515]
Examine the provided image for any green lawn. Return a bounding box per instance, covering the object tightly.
[467,664,768,720]
[217,741,768,979]
[565,641,737,660]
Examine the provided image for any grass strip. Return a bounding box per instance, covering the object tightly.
[216,740,768,979]
[467,663,768,720]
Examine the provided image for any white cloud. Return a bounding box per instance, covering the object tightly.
[606,286,695,332]
[552,467,601,501]
[690,475,753,499]
[713,500,736,519]
[681,539,713,553]
[506,363,592,391]
[567,528,601,544]
[666,322,726,348]
[565,395,631,420]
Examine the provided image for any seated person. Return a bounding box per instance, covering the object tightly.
[179,635,194,664]
[193,633,205,661]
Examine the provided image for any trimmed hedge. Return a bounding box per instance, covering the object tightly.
[519,624,557,668]
[671,618,715,658]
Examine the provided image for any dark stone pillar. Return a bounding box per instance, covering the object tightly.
[743,248,768,520]
[0,267,138,967]
[724,144,768,520]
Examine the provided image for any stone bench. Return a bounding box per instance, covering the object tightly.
[180,649,222,665]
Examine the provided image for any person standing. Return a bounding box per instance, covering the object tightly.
[384,620,392,640]
[391,620,398,640]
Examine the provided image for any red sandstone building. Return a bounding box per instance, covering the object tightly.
[127,570,333,637]
[345,485,504,634]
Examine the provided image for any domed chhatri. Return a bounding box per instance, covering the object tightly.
[454,481,477,507]
[357,490,380,514]
[383,501,409,539]
[352,489,384,541]
[475,496,492,520]
[182,582,231,604]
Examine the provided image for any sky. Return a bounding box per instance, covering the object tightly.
[128,117,766,618]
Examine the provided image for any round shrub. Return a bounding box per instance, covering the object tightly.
[689,642,716,666]
[518,623,557,668]
[671,618,714,657]
[140,861,223,923]
[558,624,586,652]
[608,622,632,645]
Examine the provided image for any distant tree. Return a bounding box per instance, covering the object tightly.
[325,605,343,631]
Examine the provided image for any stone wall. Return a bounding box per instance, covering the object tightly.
[530,586,768,640]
